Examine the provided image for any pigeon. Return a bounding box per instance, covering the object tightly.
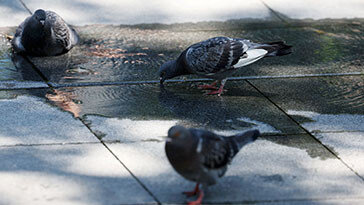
[165,125,260,205]
[159,37,292,96]
[12,9,79,56]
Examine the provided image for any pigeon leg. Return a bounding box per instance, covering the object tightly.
[187,189,204,205]
[206,79,227,96]
[183,183,200,197]
[198,80,219,90]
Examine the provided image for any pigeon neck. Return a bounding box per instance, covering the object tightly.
[167,60,188,79]
[23,18,48,45]
[174,50,191,76]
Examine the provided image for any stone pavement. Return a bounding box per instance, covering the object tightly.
[0,0,364,204]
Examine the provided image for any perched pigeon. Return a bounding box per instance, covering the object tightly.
[165,125,260,205]
[159,37,292,95]
[12,9,79,56]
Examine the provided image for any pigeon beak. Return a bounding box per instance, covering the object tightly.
[39,20,45,26]
[159,77,165,84]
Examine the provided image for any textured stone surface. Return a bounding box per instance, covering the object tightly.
[44,82,303,135]
[106,135,364,204]
[0,95,97,145]
[314,132,364,177]
[0,31,44,84]
[250,76,364,132]
[18,19,364,85]
[0,144,156,204]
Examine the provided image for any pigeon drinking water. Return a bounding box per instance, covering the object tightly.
[12,9,79,56]
[159,37,292,96]
[165,125,260,205]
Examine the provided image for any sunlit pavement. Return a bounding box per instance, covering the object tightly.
[1,0,364,204]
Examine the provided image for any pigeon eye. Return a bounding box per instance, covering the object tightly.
[172,131,181,138]
[161,71,166,76]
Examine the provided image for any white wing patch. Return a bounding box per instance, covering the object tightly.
[196,138,203,153]
[233,49,268,68]
[14,36,25,51]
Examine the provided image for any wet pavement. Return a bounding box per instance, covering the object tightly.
[1,0,364,204]
[7,19,364,86]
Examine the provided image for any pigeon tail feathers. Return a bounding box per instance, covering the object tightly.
[259,41,292,57]
[231,129,260,149]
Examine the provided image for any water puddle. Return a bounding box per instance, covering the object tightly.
[0,35,21,81]
[16,19,363,85]
[288,110,364,132]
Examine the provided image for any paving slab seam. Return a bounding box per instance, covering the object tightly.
[0,141,102,148]
[17,54,53,87]
[261,0,288,23]
[47,72,364,89]
[0,87,50,91]
[161,21,363,33]
[162,197,364,205]
[99,140,162,205]
[101,133,309,145]
[245,79,364,182]
[79,118,162,205]
[17,0,32,15]
[7,50,176,205]
[113,203,159,205]
[310,130,364,134]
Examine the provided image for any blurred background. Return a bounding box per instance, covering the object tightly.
[1,0,364,26]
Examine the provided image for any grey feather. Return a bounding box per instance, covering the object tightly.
[12,9,79,56]
[158,36,292,84]
[165,126,260,186]
[185,37,247,76]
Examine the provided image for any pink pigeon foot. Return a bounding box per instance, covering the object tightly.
[198,81,218,90]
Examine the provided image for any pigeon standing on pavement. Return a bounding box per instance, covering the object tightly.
[12,9,79,56]
[159,37,292,96]
[165,125,260,205]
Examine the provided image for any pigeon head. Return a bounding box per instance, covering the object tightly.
[166,125,191,144]
[33,9,47,26]
[22,9,49,50]
[159,60,178,84]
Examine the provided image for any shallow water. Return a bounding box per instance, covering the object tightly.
[0,37,21,81]
[0,19,363,161]
[2,19,359,85]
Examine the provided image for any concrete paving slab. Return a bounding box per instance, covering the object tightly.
[24,19,364,85]
[0,0,30,27]
[106,134,364,204]
[264,0,364,19]
[250,76,364,132]
[0,80,48,89]
[258,198,364,205]
[43,82,303,135]
[0,29,46,86]
[314,132,364,177]
[0,93,98,146]
[0,143,156,204]
[22,0,269,25]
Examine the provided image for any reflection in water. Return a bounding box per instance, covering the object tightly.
[86,44,147,60]
[0,38,21,81]
[322,78,364,110]
[46,89,82,118]
[158,85,261,131]
[11,53,44,82]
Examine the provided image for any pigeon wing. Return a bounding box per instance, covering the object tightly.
[46,11,72,49]
[190,129,236,176]
[185,37,248,75]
